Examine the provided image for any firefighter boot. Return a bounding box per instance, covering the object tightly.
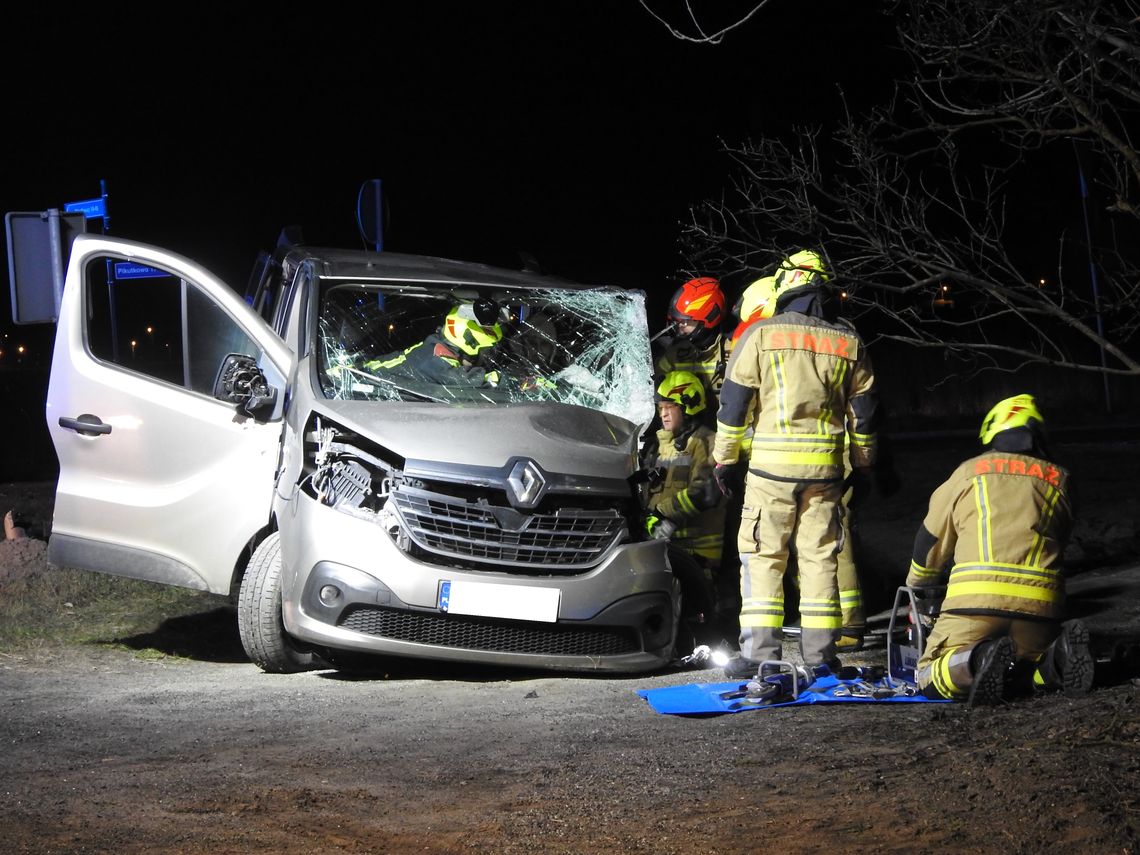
[1034,620,1095,697]
[723,656,762,681]
[967,636,1016,707]
[836,626,865,653]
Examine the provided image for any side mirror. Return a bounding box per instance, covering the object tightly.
[213,353,279,420]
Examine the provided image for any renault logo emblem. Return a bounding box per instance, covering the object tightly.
[507,458,546,508]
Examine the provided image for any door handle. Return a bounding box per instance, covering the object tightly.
[59,414,113,437]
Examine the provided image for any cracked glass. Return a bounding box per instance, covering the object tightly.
[316,280,655,427]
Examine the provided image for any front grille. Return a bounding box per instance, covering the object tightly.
[390,485,625,569]
[339,605,640,656]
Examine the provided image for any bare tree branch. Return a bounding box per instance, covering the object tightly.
[636,0,774,45]
[657,0,1140,378]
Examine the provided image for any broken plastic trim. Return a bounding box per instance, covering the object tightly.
[302,414,402,513]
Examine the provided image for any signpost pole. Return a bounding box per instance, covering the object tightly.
[65,183,116,358]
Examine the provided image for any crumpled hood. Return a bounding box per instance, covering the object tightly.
[313,400,641,478]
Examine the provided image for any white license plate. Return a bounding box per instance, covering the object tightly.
[439,580,560,623]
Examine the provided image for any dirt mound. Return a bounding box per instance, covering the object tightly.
[0,536,48,586]
[0,479,54,588]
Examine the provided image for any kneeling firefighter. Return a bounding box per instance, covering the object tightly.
[907,394,1095,705]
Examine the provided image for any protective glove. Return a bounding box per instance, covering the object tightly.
[713,462,742,498]
[645,515,677,540]
[484,370,501,388]
[907,606,936,633]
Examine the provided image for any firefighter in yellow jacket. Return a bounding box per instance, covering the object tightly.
[730,274,884,652]
[655,277,729,429]
[714,250,879,678]
[642,371,725,642]
[908,394,1094,705]
[365,300,503,388]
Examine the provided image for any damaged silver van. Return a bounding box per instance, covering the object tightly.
[45,233,682,673]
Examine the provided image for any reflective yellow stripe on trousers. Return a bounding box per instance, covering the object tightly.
[740,595,784,628]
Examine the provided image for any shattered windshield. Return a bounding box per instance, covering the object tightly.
[316,279,655,425]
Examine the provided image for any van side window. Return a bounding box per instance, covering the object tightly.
[84,254,263,395]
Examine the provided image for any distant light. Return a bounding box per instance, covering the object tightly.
[16,345,25,354]
[146,326,154,334]
[839,290,849,301]
[1039,278,1046,287]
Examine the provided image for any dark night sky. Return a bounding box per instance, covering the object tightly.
[3,3,899,335]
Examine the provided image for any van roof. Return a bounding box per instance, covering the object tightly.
[283,246,602,292]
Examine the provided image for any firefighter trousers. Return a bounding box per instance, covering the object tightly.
[837,487,863,632]
[917,612,1058,700]
[737,474,843,666]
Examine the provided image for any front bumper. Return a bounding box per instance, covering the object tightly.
[278,493,676,673]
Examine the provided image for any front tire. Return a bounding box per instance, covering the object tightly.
[237,532,321,673]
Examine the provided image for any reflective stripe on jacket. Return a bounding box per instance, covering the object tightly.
[644,425,726,563]
[906,451,1073,619]
[365,333,492,387]
[713,313,878,481]
[661,332,729,403]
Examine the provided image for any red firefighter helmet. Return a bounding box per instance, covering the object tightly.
[667,277,725,347]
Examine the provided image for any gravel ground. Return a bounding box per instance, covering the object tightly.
[1,437,1139,854]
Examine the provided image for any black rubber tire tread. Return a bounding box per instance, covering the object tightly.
[967,636,1015,707]
[1061,620,1095,697]
[237,533,318,673]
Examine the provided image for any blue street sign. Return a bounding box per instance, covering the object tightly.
[114,262,168,280]
[64,197,107,219]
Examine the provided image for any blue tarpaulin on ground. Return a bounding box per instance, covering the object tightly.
[637,673,952,715]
